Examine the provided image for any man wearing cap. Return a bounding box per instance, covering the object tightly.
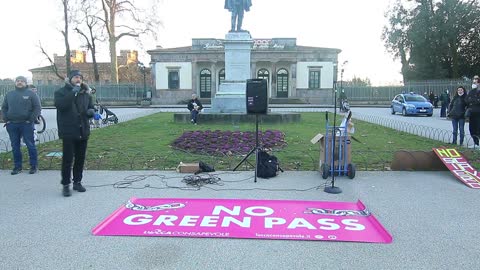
[1,76,41,175]
[54,70,95,197]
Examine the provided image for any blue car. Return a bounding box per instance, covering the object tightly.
[391,93,433,116]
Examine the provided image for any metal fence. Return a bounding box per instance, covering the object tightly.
[0,83,145,103]
[1,79,476,104]
[343,79,475,103]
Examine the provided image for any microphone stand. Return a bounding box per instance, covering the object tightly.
[324,69,344,194]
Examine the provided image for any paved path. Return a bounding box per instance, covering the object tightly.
[1,170,479,270]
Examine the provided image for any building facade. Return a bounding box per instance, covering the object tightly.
[147,38,341,104]
[29,50,150,85]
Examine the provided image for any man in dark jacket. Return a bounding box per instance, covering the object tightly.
[54,70,95,197]
[466,76,480,145]
[1,76,41,175]
[187,94,203,125]
[448,86,467,145]
[440,90,451,117]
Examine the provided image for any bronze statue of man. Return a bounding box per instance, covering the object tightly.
[224,0,252,32]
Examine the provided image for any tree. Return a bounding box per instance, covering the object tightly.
[382,1,413,83]
[100,0,160,83]
[348,77,372,87]
[383,0,480,81]
[74,0,105,82]
[38,41,65,80]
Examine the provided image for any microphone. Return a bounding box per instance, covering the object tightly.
[75,83,81,97]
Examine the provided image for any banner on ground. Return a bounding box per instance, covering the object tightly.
[92,198,392,243]
[433,148,480,189]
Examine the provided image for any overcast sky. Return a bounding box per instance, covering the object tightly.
[0,0,401,86]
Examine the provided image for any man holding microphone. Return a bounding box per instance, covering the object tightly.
[54,70,95,197]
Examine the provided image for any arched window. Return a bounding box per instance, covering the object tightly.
[276,68,289,98]
[200,69,212,98]
[218,69,225,85]
[257,69,269,86]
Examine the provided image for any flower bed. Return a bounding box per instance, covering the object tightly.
[172,130,287,155]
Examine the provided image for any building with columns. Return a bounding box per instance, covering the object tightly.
[147,38,341,104]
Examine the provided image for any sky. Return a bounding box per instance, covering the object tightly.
[0,0,402,86]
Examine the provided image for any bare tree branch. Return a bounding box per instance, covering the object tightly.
[37,41,65,80]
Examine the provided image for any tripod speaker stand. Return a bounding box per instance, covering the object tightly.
[232,79,268,183]
[233,114,261,182]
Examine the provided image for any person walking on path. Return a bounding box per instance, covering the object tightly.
[466,76,480,146]
[448,86,468,145]
[54,70,95,197]
[1,76,41,175]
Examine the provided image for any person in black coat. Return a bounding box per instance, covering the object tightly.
[465,76,480,146]
[187,94,203,125]
[54,70,95,197]
[448,86,467,145]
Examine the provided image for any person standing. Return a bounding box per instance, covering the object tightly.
[429,91,435,105]
[466,76,480,146]
[448,86,468,145]
[54,70,95,197]
[1,76,41,175]
[187,94,203,125]
[440,89,451,118]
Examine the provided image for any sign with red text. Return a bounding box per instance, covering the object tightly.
[433,148,480,189]
[92,198,392,243]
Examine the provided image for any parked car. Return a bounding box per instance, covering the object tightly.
[391,93,433,116]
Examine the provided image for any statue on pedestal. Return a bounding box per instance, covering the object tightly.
[224,0,252,32]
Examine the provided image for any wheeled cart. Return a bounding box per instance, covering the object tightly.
[320,111,356,179]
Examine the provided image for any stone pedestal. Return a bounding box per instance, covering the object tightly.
[209,32,253,113]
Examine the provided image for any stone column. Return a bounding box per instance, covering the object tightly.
[192,61,198,95]
[290,62,297,98]
[211,62,217,97]
[271,62,277,98]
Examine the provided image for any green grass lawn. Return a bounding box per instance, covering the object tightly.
[2,112,478,171]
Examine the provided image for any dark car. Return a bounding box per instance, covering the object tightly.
[391,93,433,116]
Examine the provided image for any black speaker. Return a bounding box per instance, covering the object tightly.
[246,79,268,114]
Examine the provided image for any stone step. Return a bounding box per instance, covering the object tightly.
[174,112,301,124]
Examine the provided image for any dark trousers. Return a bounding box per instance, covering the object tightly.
[469,112,480,145]
[451,118,465,144]
[6,122,37,169]
[190,110,199,123]
[440,103,448,117]
[61,138,88,185]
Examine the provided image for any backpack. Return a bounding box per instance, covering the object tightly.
[257,150,281,178]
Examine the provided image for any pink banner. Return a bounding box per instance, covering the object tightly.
[92,198,392,243]
[433,148,480,189]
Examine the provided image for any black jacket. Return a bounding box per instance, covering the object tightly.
[448,94,467,119]
[54,83,94,140]
[187,98,203,111]
[465,88,480,113]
